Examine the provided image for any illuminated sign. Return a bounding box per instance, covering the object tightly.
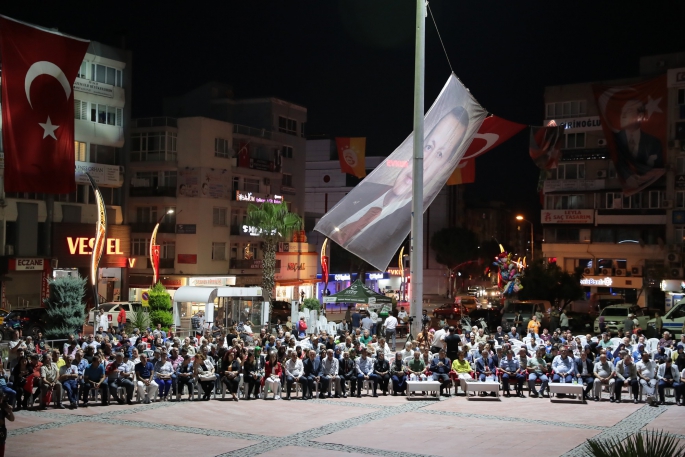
[243,225,277,237]
[127,258,136,268]
[188,276,236,287]
[368,273,384,280]
[288,263,305,271]
[236,191,283,204]
[67,237,124,255]
[580,277,612,286]
[334,274,351,281]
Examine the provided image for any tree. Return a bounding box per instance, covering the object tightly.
[518,261,584,309]
[44,275,87,339]
[148,282,173,330]
[244,201,302,307]
[430,227,480,295]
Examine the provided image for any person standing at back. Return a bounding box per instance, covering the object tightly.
[383,311,399,352]
[444,326,461,363]
[351,309,362,330]
[623,314,635,336]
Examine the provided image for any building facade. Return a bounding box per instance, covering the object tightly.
[0,41,132,308]
[541,53,685,309]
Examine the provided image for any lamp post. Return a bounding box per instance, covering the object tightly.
[516,215,534,261]
[151,209,174,285]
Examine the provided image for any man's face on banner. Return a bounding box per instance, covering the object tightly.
[391,110,468,199]
[619,100,645,132]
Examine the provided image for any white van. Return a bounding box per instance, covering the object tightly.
[647,299,685,338]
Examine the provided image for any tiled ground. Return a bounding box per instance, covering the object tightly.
[4,393,685,457]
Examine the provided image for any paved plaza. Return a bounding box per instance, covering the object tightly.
[6,394,685,457]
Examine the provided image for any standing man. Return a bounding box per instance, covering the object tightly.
[444,326,461,363]
[383,311,399,352]
[559,310,569,332]
[117,307,127,332]
[360,312,373,335]
[623,314,635,336]
[351,308,362,330]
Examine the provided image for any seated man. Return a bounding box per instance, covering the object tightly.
[430,349,452,397]
[321,349,341,398]
[134,353,158,404]
[500,349,525,398]
[370,352,390,397]
[82,354,106,407]
[507,326,520,340]
[338,350,357,398]
[614,354,639,404]
[58,355,79,409]
[551,348,575,383]
[110,352,135,405]
[656,358,682,406]
[355,348,374,397]
[303,349,327,399]
[406,351,427,381]
[592,353,616,402]
[284,350,306,400]
[575,350,595,400]
[527,347,549,398]
[475,349,497,394]
[636,352,658,405]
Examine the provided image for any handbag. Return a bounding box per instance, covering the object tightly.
[198,371,217,381]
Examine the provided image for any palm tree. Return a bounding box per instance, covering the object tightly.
[244,201,302,309]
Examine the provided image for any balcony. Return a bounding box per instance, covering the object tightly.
[132,117,178,128]
[233,124,272,140]
[129,186,176,198]
[130,222,176,234]
[543,179,606,193]
[147,258,175,269]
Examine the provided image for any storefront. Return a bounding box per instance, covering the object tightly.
[275,251,317,302]
[316,272,392,303]
[172,285,264,330]
[580,275,645,307]
[52,223,131,305]
[128,275,235,308]
[2,258,53,309]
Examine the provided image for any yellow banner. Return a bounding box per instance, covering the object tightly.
[336,137,366,178]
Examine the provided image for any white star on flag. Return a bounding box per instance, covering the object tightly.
[38,116,59,139]
[644,96,662,119]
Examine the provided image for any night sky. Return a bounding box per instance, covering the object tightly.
[3,0,684,223]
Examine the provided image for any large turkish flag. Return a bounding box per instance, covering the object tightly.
[0,16,89,193]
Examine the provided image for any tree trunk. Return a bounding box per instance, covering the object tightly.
[262,240,276,316]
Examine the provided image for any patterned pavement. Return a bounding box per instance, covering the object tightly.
[5,393,685,457]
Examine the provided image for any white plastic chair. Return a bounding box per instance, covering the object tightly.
[645,338,659,354]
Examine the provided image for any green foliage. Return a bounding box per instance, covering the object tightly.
[126,305,150,333]
[430,227,479,270]
[518,261,584,308]
[582,430,685,457]
[148,282,173,330]
[301,298,321,312]
[43,275,87,339]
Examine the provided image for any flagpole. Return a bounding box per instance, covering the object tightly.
[410,0,426,334]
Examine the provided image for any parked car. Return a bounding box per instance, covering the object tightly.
[1,308,49,339]
[0,309,9,326]
[454,295,479,312]
[646,299,685,338]
[87,302,140,327]
[433,302,469,320]
[500,300,552,332]
[592,304,649,335]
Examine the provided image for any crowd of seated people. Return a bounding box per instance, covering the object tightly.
[1,315,684,410]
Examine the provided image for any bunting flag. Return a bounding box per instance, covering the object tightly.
[335,137,366,178]
[447,115,526,185]
[315,74,487,271]
[529,125,564,170]
[592,75,667,195]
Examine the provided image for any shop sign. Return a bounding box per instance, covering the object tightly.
[188,276,236,287]
[541,209,594,224]
[287,263,305,271]
[368,273,385,280]
[386,267,407,276]
[543,116,602,132]
[176,224,196,234]
[580,277,613,286]
[14,258,45,271]
[334,274,351,281]
[236,190,283,204]
[667,68,685,88]
[74,77,115,97]
[53,224,130,268]
[75,162,122,188]
[177,254,197,264]
[67,237,124,255]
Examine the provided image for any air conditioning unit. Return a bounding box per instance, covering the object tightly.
[667,252,681,263]
[598,139,607,146]
[670,267,684,278]
[663,200,674,209]
[631,266,643,276]
[264,178,270,185]
[600,268,613,276]
[583,267,594,275]
[597,170,608,178]
[615,268,626,276]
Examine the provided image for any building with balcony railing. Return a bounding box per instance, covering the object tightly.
[541,52,685,310]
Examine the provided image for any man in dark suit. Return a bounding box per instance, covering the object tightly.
[613,99,663,180]
[303,349,327,399]
[575,350,595,400]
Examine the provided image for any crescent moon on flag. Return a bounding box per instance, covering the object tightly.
[597,86,636,133]
[25,61,72,109]
[459,132,500,160]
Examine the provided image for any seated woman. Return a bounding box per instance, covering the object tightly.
[175,355,195,400]
[153,352,174,401]
[261,351,282,399]
[242,353,262,400]
[389,352,407,396]
[221,351,241,401]
[450,351,473,395]
[193,353,216,401]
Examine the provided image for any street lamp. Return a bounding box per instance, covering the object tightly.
[151,209,174,285]
[516,215,534,261]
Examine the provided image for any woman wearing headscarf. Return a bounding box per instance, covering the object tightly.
[390,352,407,395]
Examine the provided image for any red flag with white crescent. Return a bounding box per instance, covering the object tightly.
[0,16,89,193]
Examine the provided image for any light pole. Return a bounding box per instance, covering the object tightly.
[516,215,534,261]
[151,209,174,285]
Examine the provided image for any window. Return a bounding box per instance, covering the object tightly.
[545,100,587,119]
[556,228,580,242]
[74,100,88,120]
[617,228,641,244]
[91,63,123,87]
[215,138,231,158]
[213,207,228,226]
[608,162,617,178]
[300,122,306,138]
[78,61,87,79]
[132,238,150,256]
[282,146,293,159]
[74,141,86,162]
[556,163,585,180]
[134,171,158,187]
[622,193,641,209]
[136,206,158,223]
[212,242,226,260]
[564,132,586,149]
[592,228,614,243]
[649,190,662,209]
[90,103,121,126]
[161,171,177,188]
[161,241,175,260]
[243,243,258,260]
[278,116,297,135]
[606,192,623,209]
[678,89,685,120]
[676,227,685,244]
[244,178,260,193]
[130,132,177,162]
[282,173,293,187]
[677,191,685,209]
[545,194,585,210]
[90,144,119,165]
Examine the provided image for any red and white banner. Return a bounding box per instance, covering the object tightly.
[529,125,564,170]
[0,16,89,193]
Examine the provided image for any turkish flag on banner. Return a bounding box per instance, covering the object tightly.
[448,115,526,185]
[0,16,89,193]
[335,137,366,178]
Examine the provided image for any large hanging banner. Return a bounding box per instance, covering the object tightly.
[593,75,667,195]
[315,74,487,271]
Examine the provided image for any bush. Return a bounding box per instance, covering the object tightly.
[148,282,173,330]
[43,275,87,339]
[126,305,150,334]
[583,430,685,457]
[301,298,321,312]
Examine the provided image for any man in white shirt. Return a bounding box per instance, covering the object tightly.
[369,310,379,337]
[397,307,408,322]
[431,326,448,354]
[383,312,399,352]
[636,352,657,402]
[284,350,305,400]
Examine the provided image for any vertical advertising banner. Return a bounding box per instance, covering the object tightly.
[336,137,367,178]
[593,75,667,195]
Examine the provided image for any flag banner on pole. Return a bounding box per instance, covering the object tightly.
[529,125,564,170]
[315,74,487,271]
[447,115,526,185]
[335,137,367,178]
[593,75,667,196]
[0,15,89,193]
